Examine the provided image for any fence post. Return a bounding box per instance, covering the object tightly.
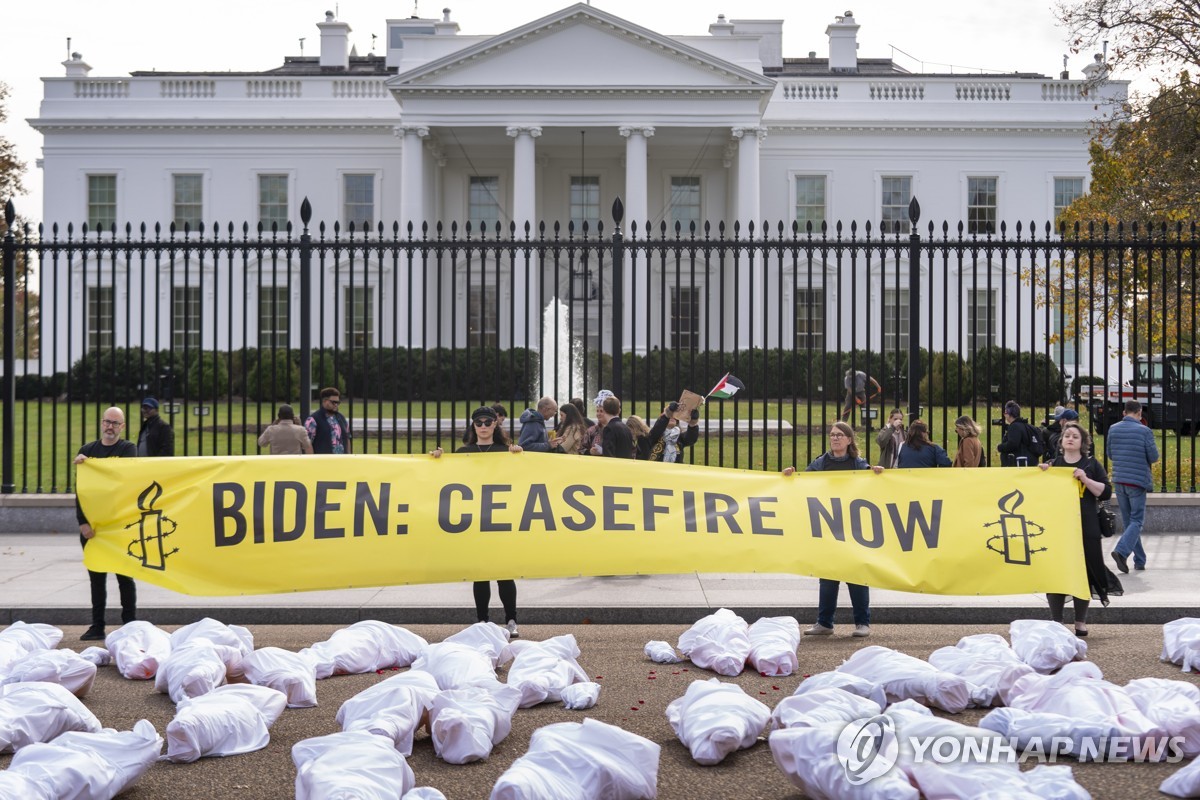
[906,197,922,423]
[610,197,625,399]
[1,200,15,494]
[298,198,313,421]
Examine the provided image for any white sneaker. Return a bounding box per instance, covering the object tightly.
[506,620,520,639]
[803,624,833,636]
[852,625,871,638]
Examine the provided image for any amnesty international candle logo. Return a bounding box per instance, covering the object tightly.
[983,489,1047,565]
[123,481,179,570]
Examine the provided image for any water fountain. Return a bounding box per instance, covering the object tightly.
[538,297,584,403]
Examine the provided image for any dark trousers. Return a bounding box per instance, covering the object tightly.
[816,579,870,628]
[473,580,517,623]
[81,535,137,628]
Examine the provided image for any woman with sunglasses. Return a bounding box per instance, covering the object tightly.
[783,421,883,638]
[431,406,524,637]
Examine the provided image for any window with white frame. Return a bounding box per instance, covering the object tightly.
[259,285,289,349]
[468,176,501,233]
[570,176,600,232]
[671,287,700,349]
[1053,177,1085,226]
[794,176,827,231]
[344,286,374,348]
[966,288,996,355]
[967,177,997,235]
[87,175,117,230]
[880,176,912,234]
[468,285,498,348]
[1050,299,1078,366]
[173,174,203,231]
[669,177,701,233]
[172,286,201,350]
[87,286,114,351]
[794,288,825,351]
[258,175,289,231]
[343,174,375,231]
[883,287,911,353]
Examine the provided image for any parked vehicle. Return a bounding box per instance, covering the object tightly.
[1089,355,1200,436]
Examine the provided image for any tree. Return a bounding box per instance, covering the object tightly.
[0,80,35,359]
[1058,0,1200,78]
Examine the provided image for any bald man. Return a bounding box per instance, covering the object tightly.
[74,407,138,641]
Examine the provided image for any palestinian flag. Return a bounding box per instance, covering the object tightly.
[707,373,745,400]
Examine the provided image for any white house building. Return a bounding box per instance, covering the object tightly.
[29,4,1127,380]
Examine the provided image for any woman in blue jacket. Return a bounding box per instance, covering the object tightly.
[896,420,952,468]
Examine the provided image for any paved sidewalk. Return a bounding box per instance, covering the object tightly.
[1,531,1196,625]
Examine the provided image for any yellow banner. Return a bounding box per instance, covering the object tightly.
[77,454,1088,598]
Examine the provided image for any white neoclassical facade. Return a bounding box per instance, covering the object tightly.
[30,3,1127,377]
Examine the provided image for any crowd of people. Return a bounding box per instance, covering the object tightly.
[74,382,1158,647]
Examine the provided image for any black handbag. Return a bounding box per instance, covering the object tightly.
[1097,504,1117,538]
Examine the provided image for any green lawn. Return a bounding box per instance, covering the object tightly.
[6,398,1197,492]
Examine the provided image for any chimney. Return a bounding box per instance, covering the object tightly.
[709,14,735,36]
[63,52,92,77]
[434,7,460,35]
[826,10,859,73]
[318,10,352,70]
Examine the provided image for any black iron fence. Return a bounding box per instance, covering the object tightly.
[2,197,1197,493]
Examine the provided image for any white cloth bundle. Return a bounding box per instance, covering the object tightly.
[105,621,172,680]
[0,682,102,752]
[169,617,254,680]
[791,670,888,710]
[154,641,227,704]
[241,646,318,708]
[928,633,1033,708]
[403,789,449,800]
[561,682,601,710]
[293,730,416,800]
[78,647,111,667]
[1009,619,1088,674]
[505,634,590,708]
[747,616,800,677]
[301,620,428,680]
[677,608,752,677]
[165,683,287,763]
[1163,619,1200,674]
[979,706,1122,760]
[836,645,972,713]
[1162,756,1200,798]
[643,641,682,664]
[490,718,660,800]
[909,761,1091,800]
[336,669,440,755]
[770,686,882,731]
[665,678,771,765]
[0,648,98,697]
[428,684,522,764]
[0,622,61,671]
[1125,677,1200,757]
[411,642,503,691]
[444,622,511,667]
[769,722,920,800]
[1004,661,1170,751]
[0,719,162,800]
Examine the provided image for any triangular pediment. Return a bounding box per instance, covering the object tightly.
[390,4,774,92]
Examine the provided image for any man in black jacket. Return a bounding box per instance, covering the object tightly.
[75,407,138,641]
[592,395,634,459]
[136,397,174,457]
[996,400,1040,467]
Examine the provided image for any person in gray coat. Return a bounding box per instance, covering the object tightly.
[517,396,559,452]
[1105,400,1159,573]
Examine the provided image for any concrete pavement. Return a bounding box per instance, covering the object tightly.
[1,530,1197,626]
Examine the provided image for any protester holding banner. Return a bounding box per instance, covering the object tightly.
[74,407,138,641]
[783,421,883,638]
[1038,421,1113,636]
[951,415,984,468]
[896,420,952,469]
[431,406,524,637]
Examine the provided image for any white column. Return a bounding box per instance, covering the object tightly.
[396,124,428,346]
[620,125,654,354]
[506,125,542,348]
[733,126,767,347]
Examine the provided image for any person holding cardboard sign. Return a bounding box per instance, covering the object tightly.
[646,400,702,462]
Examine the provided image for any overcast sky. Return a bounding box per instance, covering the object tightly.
[1,0,1113,219]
